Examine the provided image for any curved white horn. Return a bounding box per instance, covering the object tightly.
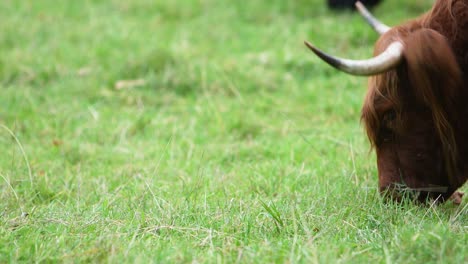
[304,41,404,76]
[355,1,391,35]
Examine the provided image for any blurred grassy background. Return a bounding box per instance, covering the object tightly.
[1,0,466,262]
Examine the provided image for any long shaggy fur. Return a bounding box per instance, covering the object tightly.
[404,29,462,185]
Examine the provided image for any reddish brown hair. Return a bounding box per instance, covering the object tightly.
[361,0,466,186]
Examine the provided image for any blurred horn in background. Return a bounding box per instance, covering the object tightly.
[355,1,390,34]
[327,0,382,10]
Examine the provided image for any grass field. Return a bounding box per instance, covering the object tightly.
[1,0,466,262]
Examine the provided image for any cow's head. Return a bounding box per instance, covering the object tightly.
[306,2,464,202]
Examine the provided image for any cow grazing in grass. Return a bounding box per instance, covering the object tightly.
[305,0,468,203]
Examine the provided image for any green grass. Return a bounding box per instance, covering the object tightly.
[0,0,466,262]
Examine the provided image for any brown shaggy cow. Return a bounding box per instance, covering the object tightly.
[305,0,468,203]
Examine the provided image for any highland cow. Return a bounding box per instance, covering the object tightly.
[306,0,468,203]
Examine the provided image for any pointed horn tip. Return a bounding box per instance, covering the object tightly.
[355,1,368,13]
[304,41,327,58]
[304,40,343,70]
[304,41,318,53]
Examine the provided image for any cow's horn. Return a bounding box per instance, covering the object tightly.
[355,1,391,35]
[304,41,403,76]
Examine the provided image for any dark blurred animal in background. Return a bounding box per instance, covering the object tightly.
[328,0,382,10]
[306,0,468,203]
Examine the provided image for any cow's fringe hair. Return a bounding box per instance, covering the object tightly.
[361,70,401,149]
[405,28,462,185]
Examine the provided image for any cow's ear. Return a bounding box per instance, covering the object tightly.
[403,28,462,185]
